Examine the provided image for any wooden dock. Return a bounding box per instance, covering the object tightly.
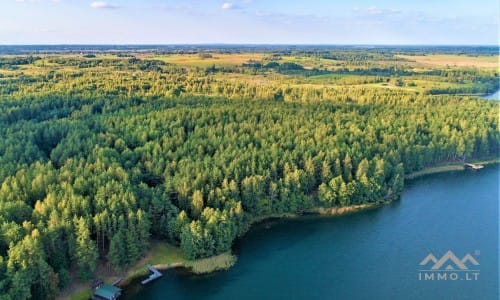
[111,277,123,286]
[141,265,163,285]
[465,163,484,170]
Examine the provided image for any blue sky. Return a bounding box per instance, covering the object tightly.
[1,0,498,44]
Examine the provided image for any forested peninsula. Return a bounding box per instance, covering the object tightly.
[0,46,498,299]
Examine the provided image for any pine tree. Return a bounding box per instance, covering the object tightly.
[74,217,98,280]
[191,190,204,218]
[343,154,353,182]
[320,160,332,183]
[107,232,125,271]
[136,209,151,253]
[126,214,140,264]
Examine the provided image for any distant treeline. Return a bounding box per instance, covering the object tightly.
[0,45,498,55]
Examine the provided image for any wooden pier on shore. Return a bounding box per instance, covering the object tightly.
[111,277,123,286]
[141,265,163,285]
[465,163,484,170]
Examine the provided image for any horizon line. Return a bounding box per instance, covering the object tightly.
[0,43,498,47]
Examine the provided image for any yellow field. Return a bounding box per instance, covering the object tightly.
[142,53,266,67]
[398,54,499,68]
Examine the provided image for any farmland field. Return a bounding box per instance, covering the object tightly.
[398,54,499,68]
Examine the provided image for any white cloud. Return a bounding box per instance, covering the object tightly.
[90,1,119,9]
[15,0,47,2]
[353,6,401,16]
[221,2,234,10]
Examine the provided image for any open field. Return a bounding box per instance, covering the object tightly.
[398,54,499,68]
[143,53,267,67]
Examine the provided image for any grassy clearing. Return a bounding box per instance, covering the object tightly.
[410,79,478,91]
[66,290,92,300]
[364,83,418,92]
[137,241,188,268]
[120,242,189,285]
[300,74,380,85]
[363,78,489,94]
[279,56,328,69]
[57,282,92,300]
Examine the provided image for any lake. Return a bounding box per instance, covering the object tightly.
[483,90,499,100]
[124,165,499,300]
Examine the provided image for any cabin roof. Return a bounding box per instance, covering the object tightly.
[94,284,121,300]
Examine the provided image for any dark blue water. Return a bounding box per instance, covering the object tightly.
[126,165,499,300]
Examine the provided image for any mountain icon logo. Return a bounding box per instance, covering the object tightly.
[419,250,479,270]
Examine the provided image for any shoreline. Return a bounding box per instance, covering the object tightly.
[115,202,387,292]
[404,158,499,180]
[112,201,382,299]
[61,157,499,299]
[94,203,384,298]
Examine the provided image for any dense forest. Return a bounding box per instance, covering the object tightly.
[0,47,498,299]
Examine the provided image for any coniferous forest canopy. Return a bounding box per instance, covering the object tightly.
[0,45,498,299]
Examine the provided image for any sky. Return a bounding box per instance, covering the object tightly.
[0,0,498,45]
